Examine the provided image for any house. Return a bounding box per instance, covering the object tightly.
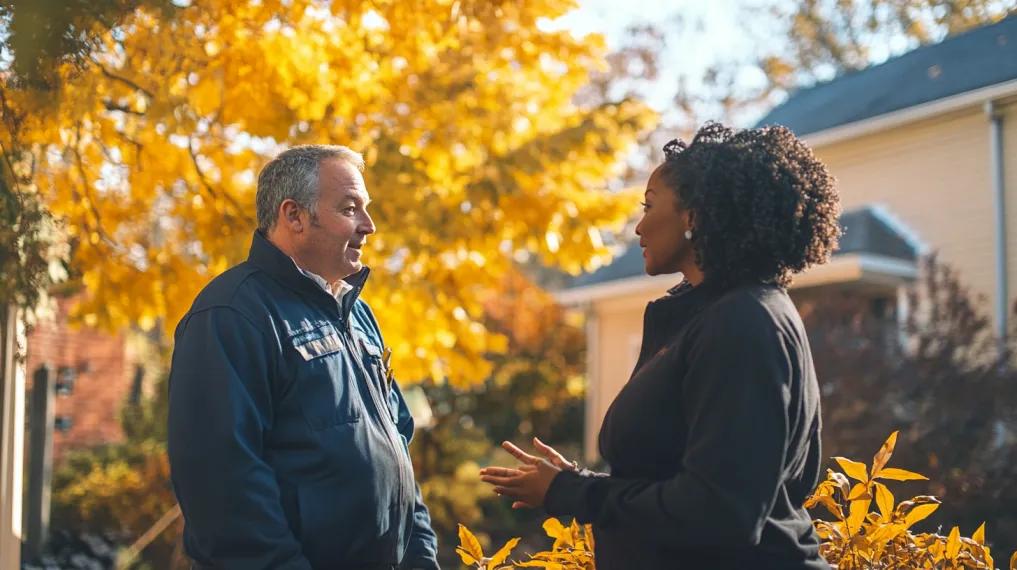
[23,296,140,462]
[560,15,1017,460]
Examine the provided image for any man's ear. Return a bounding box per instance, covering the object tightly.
[278,199,305,233]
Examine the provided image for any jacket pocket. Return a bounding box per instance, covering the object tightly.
[288,324,361,430]
[296,476,394,567]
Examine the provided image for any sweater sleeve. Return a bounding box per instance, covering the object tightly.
[544,299,792,548]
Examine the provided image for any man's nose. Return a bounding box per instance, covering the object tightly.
[360,212,376,235]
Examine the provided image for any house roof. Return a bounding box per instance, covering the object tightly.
[566,205,920,290]
[755,15,1017,136]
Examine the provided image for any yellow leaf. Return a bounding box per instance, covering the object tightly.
[870,431,898,477]
[814,495,845,520]
[457,523,484,562]
[455,547,479,567]
[543,517,566,540]
[876,467,928,482]
[945,526,961,560]
[903,503,940,529]
[873,481,894,520]
[973,522,986,545]
[834,457,869,482]
[846,496,870,536]
[847,482,870,501]
[486,537,520,569]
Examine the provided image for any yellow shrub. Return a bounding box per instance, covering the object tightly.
[461,432,1017,569]
[807,431,1013,570]
[456,517,593,570]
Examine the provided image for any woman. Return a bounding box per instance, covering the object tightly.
[480,122,839,569]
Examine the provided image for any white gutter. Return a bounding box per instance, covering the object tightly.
[986,100,1008,340]
[554,273,677,306]
[555,253,917,305]
[803,78,1017,148]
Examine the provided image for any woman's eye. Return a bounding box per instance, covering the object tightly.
[640,201,651,211]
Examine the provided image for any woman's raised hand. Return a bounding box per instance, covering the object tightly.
[501,437,578,472]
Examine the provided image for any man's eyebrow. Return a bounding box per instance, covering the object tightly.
[337,192,370,207]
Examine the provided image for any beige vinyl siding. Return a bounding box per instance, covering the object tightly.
[1002,101,1017,318]
[585,291,658,460]
[814,108,1001,315]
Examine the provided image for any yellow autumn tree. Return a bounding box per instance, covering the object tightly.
[0,0,656,385]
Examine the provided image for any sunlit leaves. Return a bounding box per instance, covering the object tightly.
[456,523,485,567]
[834,456,869,483]
[5,0,656,385]
[806,432,1002,569]
[460,517,594,569]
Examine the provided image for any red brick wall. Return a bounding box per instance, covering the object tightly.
[25,296,133,462]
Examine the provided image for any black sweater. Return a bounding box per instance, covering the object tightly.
[545,282,829,569]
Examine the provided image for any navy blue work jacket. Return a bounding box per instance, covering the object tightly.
[168,231,439,570]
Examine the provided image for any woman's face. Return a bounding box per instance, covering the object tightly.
[635,165,694,277]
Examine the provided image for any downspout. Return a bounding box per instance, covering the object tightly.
[986,100,1008,344]
[583,302,599,463]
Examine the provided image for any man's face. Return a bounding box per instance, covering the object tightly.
[302,158,376,282]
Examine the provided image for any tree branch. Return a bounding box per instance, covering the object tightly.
[103,99,147,116]
[186,137,253,225]
[91,58,155,99]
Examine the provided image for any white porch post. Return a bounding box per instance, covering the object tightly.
[0,304,25,568]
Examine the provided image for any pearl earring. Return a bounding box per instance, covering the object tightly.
[684,230,693,240]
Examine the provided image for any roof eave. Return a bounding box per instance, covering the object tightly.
[801,78,1017,149]
[554,253,917,306]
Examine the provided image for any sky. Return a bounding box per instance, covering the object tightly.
[545,0,760,116]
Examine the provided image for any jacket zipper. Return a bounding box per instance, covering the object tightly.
[339,319,408,557]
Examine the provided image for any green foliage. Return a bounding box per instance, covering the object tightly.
[0,0,175,88]
[0,164,58,308]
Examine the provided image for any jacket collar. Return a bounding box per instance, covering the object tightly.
[631,278,720,372]
[247,230,370,322]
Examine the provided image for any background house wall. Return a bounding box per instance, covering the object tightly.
[25,297,134,462]
[813,102,1017,316]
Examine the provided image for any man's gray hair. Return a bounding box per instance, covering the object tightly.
[256,144,365,232]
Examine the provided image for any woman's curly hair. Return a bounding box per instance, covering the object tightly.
[660,122,841,289]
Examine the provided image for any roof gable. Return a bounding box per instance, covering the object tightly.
[755,15,1017,136]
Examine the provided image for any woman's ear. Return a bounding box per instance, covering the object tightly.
[683,209,695,235]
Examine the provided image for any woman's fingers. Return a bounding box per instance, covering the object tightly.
[480,472,520,486]
[533,436,574,470]
[493,486,522,498]
[512,500,535,509]
[533,437,565,461]
[479,466,522,477]
[502,440,539,464]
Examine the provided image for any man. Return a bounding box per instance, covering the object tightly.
[168,145,439,569]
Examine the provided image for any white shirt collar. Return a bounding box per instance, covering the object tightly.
[290,258,353,301]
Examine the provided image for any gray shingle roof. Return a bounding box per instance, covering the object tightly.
[567,206,919,289]
[755,15,1017,136]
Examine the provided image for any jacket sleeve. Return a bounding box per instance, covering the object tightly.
[392,381,440,570]
[544,300,792,548]
[168,306,312,569]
